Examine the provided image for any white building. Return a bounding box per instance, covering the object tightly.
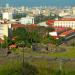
[31,8,41,15]
[59,10,70,17]
[0,23,9,39]
[2,12,13,20]
[20,16,34,24]
[54,20,75,29]
[49,32,57,36]
[38,22,48,27]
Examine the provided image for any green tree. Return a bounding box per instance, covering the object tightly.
[0,36,13,48]
[13,27,43,47]
[48,35,57,45]
[56,37,65,45]
[13,28,29,46]
[29,30,41,43]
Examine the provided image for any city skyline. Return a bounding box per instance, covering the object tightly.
[0,0,75,7]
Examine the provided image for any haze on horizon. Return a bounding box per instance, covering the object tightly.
[0,0,75,7]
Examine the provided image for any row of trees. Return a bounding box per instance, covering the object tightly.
[0,26,65,48]
[12,27,64,47]
[13,27,48,47]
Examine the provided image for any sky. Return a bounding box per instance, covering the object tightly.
[0,0,75,7]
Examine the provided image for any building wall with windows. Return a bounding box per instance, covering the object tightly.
[54,20,75,29]
[0,24,8,39]
[20,16,34,24]
[2,12,13,20]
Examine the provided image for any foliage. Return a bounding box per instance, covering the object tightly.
[0,61,39,75]
[0,36,14,48]
[13,27,62,47]
[48,35,57,44]
[13,27,42,47]
[0,26,65,48]
[13,28,28,46]
[13,13,26,19]
[46,27,55,32]
[34,13,62,24]
[0,13,2,19]
[56,37,65,45]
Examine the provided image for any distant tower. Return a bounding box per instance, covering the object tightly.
[72,7,75,15]
[21,6,25,11]
[6,3,9,8]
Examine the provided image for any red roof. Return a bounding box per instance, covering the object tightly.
[12,23,37,29]
[54,27,71,33]
[47,18,75,25]
[59,18,75,21]
[52,36,59,39]
[9,44,17,48]
[12,36,17,40]
[25,24,37,28]
[46,20,54,26]
[0,39,4,43]
[11,23,25,29]
[60,30,75,36]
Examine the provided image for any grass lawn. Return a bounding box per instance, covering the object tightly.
[48,46,75,58]
[0,46,75,75]
[16,46,75,58]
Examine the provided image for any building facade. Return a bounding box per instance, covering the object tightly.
[54,20,75,29]
[2,12,13,20]
[0,23,8,39]
[20,16,34,24]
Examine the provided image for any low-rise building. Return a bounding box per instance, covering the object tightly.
[20,16,34,24]
[47,18,75,29]
[2,12,13,20]
[54,19,75,29]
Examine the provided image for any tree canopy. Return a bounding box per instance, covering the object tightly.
[12,26,63,47]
